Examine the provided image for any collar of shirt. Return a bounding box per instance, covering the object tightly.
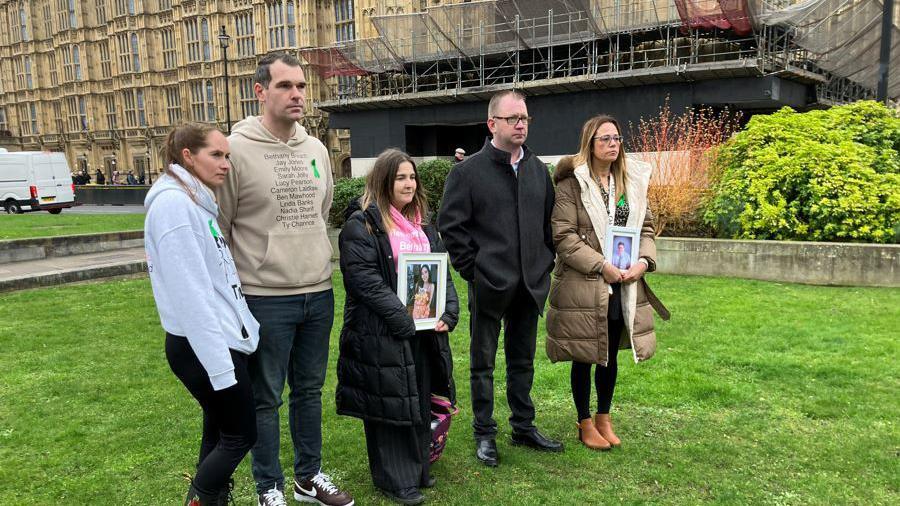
[490,140,525,175]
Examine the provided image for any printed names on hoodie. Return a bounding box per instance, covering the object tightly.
[268,152,319,230]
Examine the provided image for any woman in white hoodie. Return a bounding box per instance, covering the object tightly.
[145,122,260,505]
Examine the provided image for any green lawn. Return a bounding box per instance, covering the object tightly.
[1,274,897,504]
[0,213,145,240]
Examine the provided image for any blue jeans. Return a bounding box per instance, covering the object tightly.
[245,289,334,493]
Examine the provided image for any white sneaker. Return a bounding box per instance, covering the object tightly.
[258,487,288,506]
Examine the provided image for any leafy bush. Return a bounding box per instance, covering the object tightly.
[703,101,900,243]
[329,176,365,228]
[328,158,455,228]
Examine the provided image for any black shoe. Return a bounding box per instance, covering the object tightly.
[421,476,436,489]
[475,438,499,467]
[378,487,425,505]
[511,429,564,452]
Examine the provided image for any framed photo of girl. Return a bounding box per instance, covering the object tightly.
[397,252,449,331]
[605,226,640,271]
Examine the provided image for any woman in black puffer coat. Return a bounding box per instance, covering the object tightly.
[336,149,458,505]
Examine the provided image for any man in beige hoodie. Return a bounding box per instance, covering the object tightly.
[215,53,354,506]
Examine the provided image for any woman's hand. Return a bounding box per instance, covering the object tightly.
[621,261,647,284]
[601,261,623,284]
[435,320,449,332]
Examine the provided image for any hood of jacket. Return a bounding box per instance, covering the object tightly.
[230,115,309,147]
[553,155,577,184]
[144,163,218,216]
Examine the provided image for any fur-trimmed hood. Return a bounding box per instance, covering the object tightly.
[553,155,577,184]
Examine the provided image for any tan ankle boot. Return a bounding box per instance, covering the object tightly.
[594,413,621,447]
[577,418,611,451]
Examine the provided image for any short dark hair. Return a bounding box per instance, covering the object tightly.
[254,52,303,88]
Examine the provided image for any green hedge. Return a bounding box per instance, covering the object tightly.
[329,158,455,228]
[703,101,900,243]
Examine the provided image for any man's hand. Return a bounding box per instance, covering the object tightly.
[435,320,449,332]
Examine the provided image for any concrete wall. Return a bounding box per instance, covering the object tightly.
[328,230,899,287]
[0,231,145,264]
[656,238,900,287]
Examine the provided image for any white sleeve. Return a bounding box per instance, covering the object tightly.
[153,225,237,390]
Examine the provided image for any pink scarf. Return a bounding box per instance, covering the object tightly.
[388,206,431,270]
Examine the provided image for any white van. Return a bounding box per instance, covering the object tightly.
[0,150,76,214]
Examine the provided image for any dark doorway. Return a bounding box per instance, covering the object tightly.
[405,123,489,157]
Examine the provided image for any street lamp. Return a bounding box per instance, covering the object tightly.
[218,26,232,133]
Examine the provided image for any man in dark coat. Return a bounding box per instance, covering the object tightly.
[438,90,562,467]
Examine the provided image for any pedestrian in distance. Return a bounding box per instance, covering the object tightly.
[337,149,459,505]
[438,90,563,468]
[144,122,260,505]
[214,51,353,506]
[546,114,669,451]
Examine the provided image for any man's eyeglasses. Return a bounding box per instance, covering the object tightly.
[492,115,533,126]
[593,135,624,144]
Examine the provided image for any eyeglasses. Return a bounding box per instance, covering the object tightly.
[492,115,533,126]
[593,135,624,144]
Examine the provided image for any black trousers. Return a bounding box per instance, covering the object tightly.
[468,281,539,440]
[165,333,257,501]
[363,333,432,492]
[571,284,625,420]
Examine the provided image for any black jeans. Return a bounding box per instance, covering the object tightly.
[468,281,539,440]
[571,284,625,420]
[165,333,257,501]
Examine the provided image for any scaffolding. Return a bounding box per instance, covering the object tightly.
[300,0,894,107]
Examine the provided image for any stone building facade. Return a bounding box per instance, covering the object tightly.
[0,0,457,182]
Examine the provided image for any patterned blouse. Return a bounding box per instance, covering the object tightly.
[598,181,629,226]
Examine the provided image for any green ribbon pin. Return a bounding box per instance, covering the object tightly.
[311,159,320,179]
[208,220,219,238]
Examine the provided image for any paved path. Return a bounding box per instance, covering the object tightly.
[0,247,146,292]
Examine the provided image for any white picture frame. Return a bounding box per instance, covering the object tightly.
[605,226,640,271]
[397,252,449,331]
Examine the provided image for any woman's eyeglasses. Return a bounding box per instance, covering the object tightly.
[593,135,624,144]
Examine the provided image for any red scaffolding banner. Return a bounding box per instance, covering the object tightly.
[674,0,753,36]
[298,47,369,79]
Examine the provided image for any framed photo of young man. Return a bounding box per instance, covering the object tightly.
[397,252,449,331]
[605,226,640,271]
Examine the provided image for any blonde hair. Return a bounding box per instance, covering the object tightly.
[573,115,627,203]
[361,149,429,232]
[487,90,526,118]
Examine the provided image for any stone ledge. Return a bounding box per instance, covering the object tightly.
[0,230,144,264]
[656,237,900,287]
[0,261,148,293]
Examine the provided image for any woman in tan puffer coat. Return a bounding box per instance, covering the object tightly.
[546,115,668,451]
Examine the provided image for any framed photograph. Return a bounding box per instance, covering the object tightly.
[397,252,449,331]
[605,226,640,271]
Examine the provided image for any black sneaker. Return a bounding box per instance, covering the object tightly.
[293,472,354,506]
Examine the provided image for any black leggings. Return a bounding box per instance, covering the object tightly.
[571,315,625,421]
[165,333,257,501]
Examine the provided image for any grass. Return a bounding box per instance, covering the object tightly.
[0,213,145,240]
[0,273,897,504]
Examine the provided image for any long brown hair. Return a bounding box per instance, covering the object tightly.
[361,149,429,232]
[573,115,627,203]
[162,122,220,200]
